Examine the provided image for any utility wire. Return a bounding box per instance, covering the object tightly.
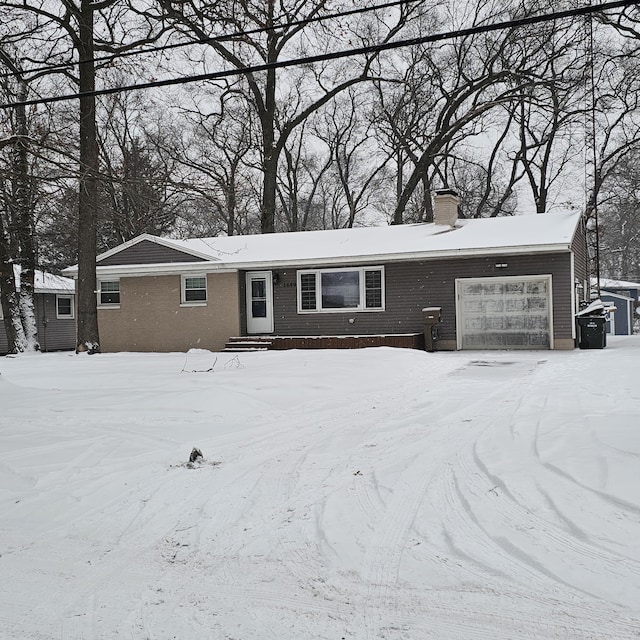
[0,0,425,80]
[0,0,635,110]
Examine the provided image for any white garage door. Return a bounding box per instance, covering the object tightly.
[456,275,553,349]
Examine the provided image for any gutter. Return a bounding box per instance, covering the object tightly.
[36,288,75,294]
[63,243,573,278]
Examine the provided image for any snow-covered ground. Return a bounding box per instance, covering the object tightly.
[1,339,640,639]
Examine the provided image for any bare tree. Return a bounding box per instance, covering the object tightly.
[439,151,519,219]
[165,87,259,237]
[0,0,167,352]
[0,207,24,351]
[97,87,184,244]
[598,152,640,279]
[276,122,333,231]
[155,0,426,233]
[583,39,640,217]
[378,1,572,223]
[510,18,586,213]
[0,47,41,352]
[314,88,391,228]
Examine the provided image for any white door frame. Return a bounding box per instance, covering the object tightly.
[246,271,274,334]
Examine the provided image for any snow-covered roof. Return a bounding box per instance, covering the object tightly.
[596,277,640,290]
[35,271,75,294]
[86,211,582,274]
[600,290,635,301]
[12,265,75,293]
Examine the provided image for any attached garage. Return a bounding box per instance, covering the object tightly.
[456,275,553,350]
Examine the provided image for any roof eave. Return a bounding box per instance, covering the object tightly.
[85,242,572,278]
[36,288,75,294]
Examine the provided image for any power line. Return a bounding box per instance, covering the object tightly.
[0,0,635,110]
[0,0,425,80]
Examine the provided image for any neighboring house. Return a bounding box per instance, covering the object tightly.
[0,270,76,354]
[63,192,589,352]
[597,277,640,304]
[597,277,640,335]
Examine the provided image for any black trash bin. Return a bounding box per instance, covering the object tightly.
[577,315,607,349]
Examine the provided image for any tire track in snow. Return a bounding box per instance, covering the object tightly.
[371,587,637,640]
[454,442,640,611]
[129,382,416,635]
[541,457,640,516]
[52,466,232,636]
[358,359,549,639]
[374,464,640,639]
[133,401,370,633]
[352,469,385,522]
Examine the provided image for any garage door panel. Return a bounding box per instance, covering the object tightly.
[529,332,551,347]
[527,315,549,330]
[506,316,525,330]
[527,296,548,311]
[505,298,527,312]
[486,316,506,330]
[505,332,530,347]
[505,282,525,294]
[527,281,547,294]
[458,276,552,350]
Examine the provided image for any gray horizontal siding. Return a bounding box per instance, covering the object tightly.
[0,293,75,354]
[38,294,76,352]
[99,239,206,266]
[260,252,573,342]
[571,217,588,283]
[0,318,7,353]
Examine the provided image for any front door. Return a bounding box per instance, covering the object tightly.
[246,271,274,334]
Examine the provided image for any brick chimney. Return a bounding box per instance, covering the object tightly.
[433,189,460,226]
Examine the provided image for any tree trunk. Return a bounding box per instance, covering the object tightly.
[260,57,277,234]
[262,149,277,234]
[393,157,426,224]
[13,79,39,351]
[76,0,100,353]
[392,148,404,225]
[0,214,25,353]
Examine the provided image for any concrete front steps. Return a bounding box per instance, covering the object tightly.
[223,337,273,352]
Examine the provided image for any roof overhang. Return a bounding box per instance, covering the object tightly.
[36,288,75,294]
[601,290,635,302]
[65,242,573,278]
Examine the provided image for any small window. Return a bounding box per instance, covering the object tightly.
[300,273,317,311]
[365,269,383,309]
[56,295,74,319]
[182,275,207,304]
[99,280,120,306]
[298,267,384,312]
